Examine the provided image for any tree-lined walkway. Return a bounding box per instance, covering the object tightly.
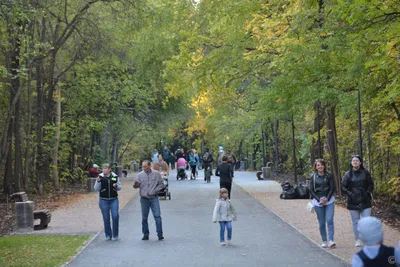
[68,170,347,267]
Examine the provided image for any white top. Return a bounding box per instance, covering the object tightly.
[312,195,335,207]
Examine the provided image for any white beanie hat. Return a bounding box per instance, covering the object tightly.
[358,216,383,245]
[93,164,99,168]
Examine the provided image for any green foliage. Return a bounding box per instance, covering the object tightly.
[1,0,399,200]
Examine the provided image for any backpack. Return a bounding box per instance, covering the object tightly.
[203,152,211,162]
[189,156,197,166]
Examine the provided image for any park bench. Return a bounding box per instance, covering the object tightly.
[10,192,52,230]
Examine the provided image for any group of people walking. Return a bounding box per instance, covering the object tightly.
[93,152,398,266]
[93,145,237,244]
[310,155,400,266]
[310,155,374,249]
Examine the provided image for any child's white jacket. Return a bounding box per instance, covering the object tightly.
[212,198,237,222]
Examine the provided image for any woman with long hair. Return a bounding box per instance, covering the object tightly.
[341,155,374,247]
[309,159,336,248]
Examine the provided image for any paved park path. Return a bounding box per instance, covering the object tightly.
[68,170,348,267]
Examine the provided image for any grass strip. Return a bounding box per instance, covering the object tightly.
[0,234,91,267]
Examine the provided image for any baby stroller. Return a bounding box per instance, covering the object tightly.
[176,157,188,180]
[158,172,171,200]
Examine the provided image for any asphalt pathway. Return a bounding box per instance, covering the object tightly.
[68,169,348,267]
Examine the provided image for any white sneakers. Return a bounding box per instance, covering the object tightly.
[355,239,364,247]
[328,241,336,248]
[221,240,232,246]
[321,241,336,248]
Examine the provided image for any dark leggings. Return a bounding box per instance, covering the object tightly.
[220,182,232,199]
[191,165,196,177]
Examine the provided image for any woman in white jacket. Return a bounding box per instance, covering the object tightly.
[213,188,237,246]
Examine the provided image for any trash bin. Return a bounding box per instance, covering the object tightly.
[87,178,97,193]
[15,201,34,232]
[262,167,271,179]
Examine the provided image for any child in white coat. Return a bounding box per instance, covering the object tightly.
[213,188,237,246]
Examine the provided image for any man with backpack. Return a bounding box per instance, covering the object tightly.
[202,148,214,182]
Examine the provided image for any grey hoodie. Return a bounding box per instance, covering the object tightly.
[212,198,237,222]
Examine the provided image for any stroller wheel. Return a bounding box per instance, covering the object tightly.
[168,192,171,200]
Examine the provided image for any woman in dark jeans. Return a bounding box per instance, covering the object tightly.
[341,155,374,247]
[310,159,336,248]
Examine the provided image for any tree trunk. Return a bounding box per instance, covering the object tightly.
[326,106,341,194]
[274,119,279,175]
[52,86,61,189]
[14,99,22,192]
[0,20,23,191]
[291,114,297,184]
[261,128,266,167]
[24,66,33,191]
[36,60,45,195]
[3,118,14,195]
[112,138,119,164]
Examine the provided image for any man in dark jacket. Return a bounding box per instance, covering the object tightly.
[216,155,234,199]
[162,146,171,168]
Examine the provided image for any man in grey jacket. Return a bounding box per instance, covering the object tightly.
[133,160,165,240]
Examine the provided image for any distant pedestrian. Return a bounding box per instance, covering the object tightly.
[175,146,184,160]
[152,155,169,174]
[170,153,176,170]
[216,155,234,199]
[189,151,198,179]
[94,163,121,241]
[202,148,214,182]
[88,163,101,177]
[212,188,237,246]
[217,146,225,165]
[226,150,237,167]
[193,149,200,176]
[309,159,336,248]
[133,160,165,241]
[162,146,172,168]
[151,149,159,164]
[352,216,400,267]
[341,155,374,247]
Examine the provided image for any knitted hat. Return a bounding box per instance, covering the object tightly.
[358,216,383,245]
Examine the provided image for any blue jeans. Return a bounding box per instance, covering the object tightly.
[314,202,334,242]
[219,221,232,242]
[350,208,371,240]
[140,197,163,237]
[99,198,119,238]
